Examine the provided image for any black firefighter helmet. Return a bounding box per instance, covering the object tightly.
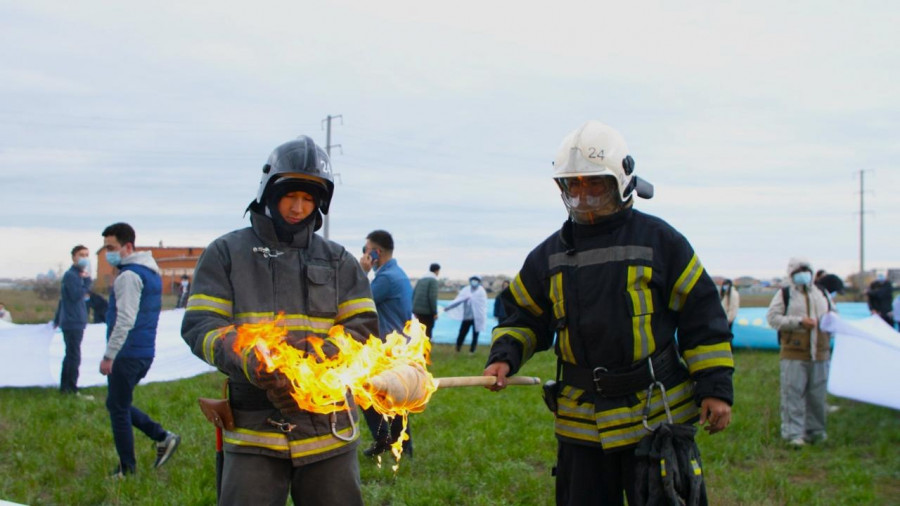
[251,136,335,214]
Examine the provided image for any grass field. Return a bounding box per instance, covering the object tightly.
[1,344,898,505]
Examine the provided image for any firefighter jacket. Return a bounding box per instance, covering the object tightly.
[488,208,734,451]
[766,284,833,361]
[182,210,378,466]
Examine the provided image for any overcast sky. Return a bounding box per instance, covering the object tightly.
[1,0,897,282]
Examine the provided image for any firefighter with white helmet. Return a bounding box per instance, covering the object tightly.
[484,121,734,505]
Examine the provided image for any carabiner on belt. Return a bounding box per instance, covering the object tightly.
[641,356,674,432]
[266,418,297,433]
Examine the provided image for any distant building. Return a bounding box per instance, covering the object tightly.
[95,245,205,295]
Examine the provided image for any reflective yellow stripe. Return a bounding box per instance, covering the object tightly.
[557,386,593,421]
[290,425,357,458]
[234,313,335,335]
[491,326,537,360]
[668,254,703,311]
[549,273,575,363]
[627,265,655,360]
[558,328,575,364]
[691,459,702,476]
[661,459,667,477]
[240,346,256,383]
[594,381,694,429]
[223,426,356,458]
[556,417,602,443]
[336,298,376,323]
[186,294,233,317]
[600,399,697,449]
[201,327,231,365]
[510,273,543,317]
[555,385,602,443]
[682,342,734,373]
[223,427,290,451]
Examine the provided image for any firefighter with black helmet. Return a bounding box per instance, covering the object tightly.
[483,121,734,505]
[182,136,378,505]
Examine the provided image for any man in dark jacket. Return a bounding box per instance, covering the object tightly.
[412,263,440,339]
[182,137,378,505]
[483,121,734,505]
[53,244,92,396]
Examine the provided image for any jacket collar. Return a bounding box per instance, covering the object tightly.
[250,209,312,249]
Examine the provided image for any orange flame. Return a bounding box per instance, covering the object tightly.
[231,315,436,463]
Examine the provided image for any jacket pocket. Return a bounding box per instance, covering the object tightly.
[306,265,337,315]
[779,330,810,359]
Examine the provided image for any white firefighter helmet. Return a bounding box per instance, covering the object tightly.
[553,120,653,203]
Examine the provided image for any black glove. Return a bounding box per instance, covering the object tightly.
[263,373,301,414]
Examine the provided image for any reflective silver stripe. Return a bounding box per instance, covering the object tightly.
[234,313,335,335]
[669,254,703,311]
[627,265,655,360]
[509,273,542,317]
[223,426,356,458]
[290,426,357,458]
[201,327,230,364]
[549,246,653,270]
[186,294,233,317]
[683,343,734,372]
[491,326,537,360]
[558,398,594,420]
[600,401,696,449]
[336,298,376,323]
[594,381,693,429]
[223,428,290,451]
[556,418,602,443]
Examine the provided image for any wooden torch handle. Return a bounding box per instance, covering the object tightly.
[434,376,541,388]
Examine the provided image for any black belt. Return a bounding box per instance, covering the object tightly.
[561,343,682,398]
[228,381,274,411]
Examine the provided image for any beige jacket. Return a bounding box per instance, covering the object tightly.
[766,258,834,361]
[721,288,740,324]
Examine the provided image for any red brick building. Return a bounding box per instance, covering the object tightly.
[95,244,205,295]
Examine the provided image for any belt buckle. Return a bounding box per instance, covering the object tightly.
[591,366,609,394]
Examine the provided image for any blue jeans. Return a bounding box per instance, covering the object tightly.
[60,329,84,394]
[106,357,166,471]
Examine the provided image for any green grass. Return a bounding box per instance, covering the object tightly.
[1,346,898,505]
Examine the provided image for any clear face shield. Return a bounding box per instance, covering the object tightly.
[555,175,621,224]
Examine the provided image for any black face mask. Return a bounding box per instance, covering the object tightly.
[266,195,320,243]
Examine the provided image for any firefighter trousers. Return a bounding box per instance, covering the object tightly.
[219,449,362,506]
[555,440,636,506]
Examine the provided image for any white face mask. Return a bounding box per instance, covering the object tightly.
[792,271,812,286]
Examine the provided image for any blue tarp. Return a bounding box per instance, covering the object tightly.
[431,300,874,351]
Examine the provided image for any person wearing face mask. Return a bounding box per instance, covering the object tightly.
[445,276,488,353]
[482,121,734,505]
[866,273,894,327]
[53,244,93,397]
[720,279,740,330]
[182,137,378,505]
[766,257,835,447]
[100,223,180,477]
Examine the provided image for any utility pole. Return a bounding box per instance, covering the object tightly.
[857,169,871,298]
[321,114,342,240]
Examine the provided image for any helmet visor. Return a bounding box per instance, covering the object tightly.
[556,176,620,224]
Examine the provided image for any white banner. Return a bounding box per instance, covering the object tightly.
[821,313,900,410]
[0,309,214,389]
